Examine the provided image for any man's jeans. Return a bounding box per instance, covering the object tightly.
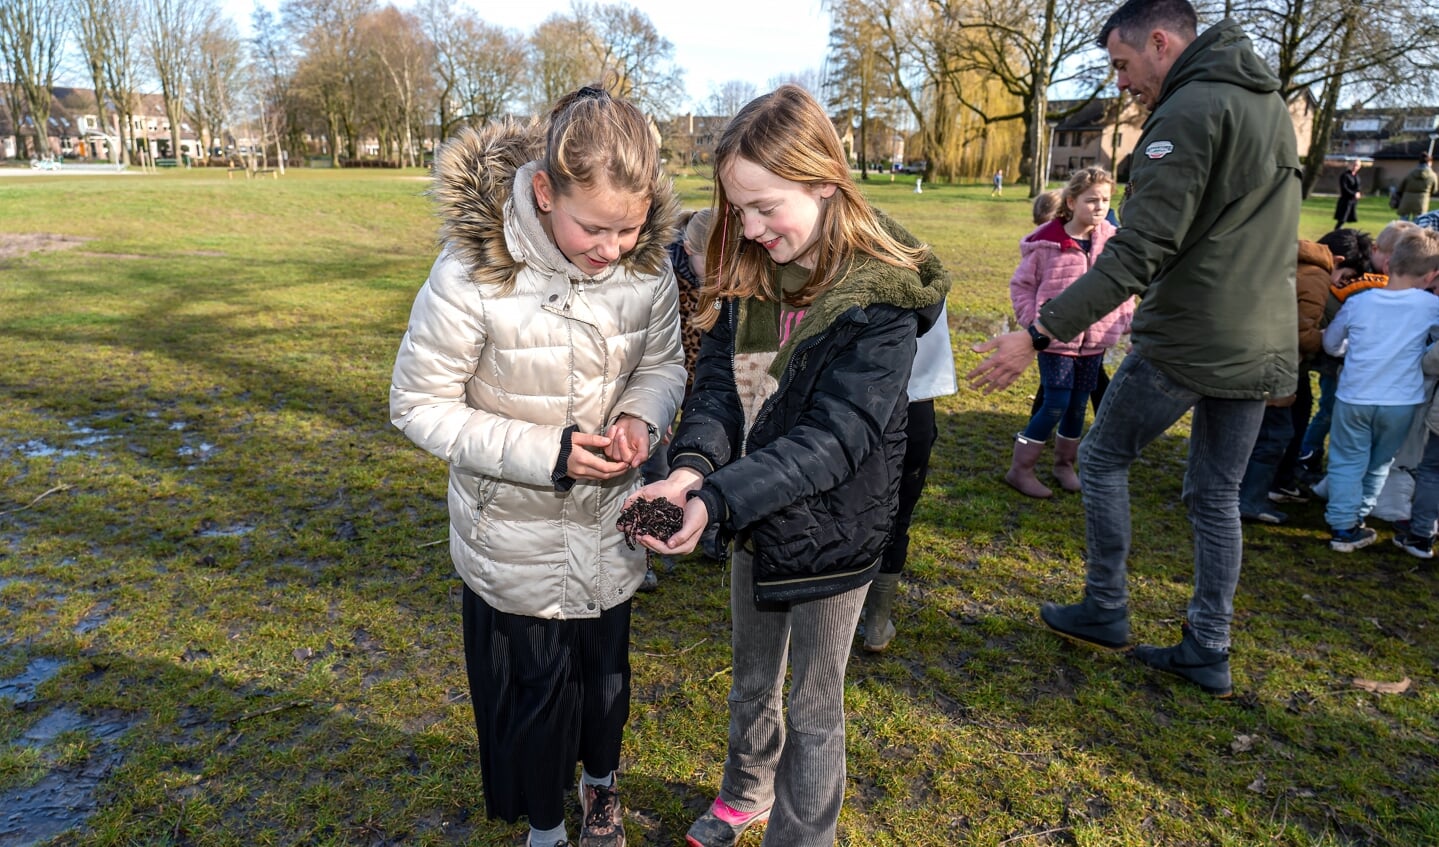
[1408,432,1439,538]
[1323,400,1422,530]
[1077,355,1265,650]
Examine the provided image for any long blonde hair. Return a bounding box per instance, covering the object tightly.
[696,85,928,329]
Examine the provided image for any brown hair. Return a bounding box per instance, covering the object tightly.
[697,84,928,329]
[1032,190,1063,225]
[1054,167,1114,222]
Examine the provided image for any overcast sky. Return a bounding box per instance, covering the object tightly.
[221,0,833,111]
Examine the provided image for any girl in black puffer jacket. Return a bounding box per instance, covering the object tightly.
[627,85,948,847]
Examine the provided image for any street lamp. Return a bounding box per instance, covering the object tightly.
[1429,132,1439,159]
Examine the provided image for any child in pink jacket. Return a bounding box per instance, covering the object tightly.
[1005,167,1134,498]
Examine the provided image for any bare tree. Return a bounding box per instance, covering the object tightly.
[421,0,524,141]
[1223,0,1439,196]
[100,0,142,164]
[528,13,595,112]
[185,8,246,162]
[704,80,758,119]
[357,5,433,166]
[524,2,684,117]
[141,0,210,161]
[73,0,117,162]
[0,0,68,160]
[250,2,298,169]
[284,0,376,165]
[574,2,685,117]
[932,0,1109,195]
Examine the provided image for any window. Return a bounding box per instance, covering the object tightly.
[1343,117,1384,133]
[1402,115,1438,133]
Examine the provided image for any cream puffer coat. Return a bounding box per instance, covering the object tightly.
[390,120,686,619]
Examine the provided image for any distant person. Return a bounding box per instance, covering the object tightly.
[1321,227,1439,551]
[628,84,947,847]
[1004,167,1133,498]
[969,0,1301,698]
[991,168,1004,196]
[389,83,686,847]
[1334,158,1362,230]
[1397,153,1438,221]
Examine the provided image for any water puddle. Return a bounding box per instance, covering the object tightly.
[0,657,65,703]
[0,660,138,847]
[197,523,254,539]
[73,600,113,635]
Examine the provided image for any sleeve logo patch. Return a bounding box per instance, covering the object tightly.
[1146,141,1175,159]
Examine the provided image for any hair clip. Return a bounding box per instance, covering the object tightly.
[577,85,607,100]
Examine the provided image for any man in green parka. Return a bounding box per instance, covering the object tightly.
[969,0,1300,697]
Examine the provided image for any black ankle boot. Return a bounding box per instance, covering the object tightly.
[1132,621,1232,697]
[1039,593,1129,650]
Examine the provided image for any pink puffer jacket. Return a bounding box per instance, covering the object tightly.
[1009,218,1134,356]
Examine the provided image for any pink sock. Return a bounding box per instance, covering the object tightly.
[711,797,763,825]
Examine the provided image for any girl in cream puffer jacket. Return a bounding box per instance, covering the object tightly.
[389,86,687,847]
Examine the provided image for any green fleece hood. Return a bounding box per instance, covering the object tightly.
[736,209,949,380]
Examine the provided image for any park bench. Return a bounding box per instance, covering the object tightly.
[155,158,178,168]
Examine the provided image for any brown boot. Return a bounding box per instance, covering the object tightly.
[1053,435,1082,493]
[1005,435,1053,498]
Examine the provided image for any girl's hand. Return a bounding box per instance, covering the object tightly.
[626,469,705,553]
[604,415,652,468]
[568,432,631,480]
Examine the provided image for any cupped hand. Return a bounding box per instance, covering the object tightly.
[625,469,705,554]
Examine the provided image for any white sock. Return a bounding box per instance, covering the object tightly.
[528,822,567,847]
[581,768,614,788]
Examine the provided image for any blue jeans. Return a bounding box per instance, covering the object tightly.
[1409,432,1439,538]
[1238,404,1294,514]
[1323,400,1422,530]
[1077,355,1264,650]
[1300,371,1338,458]
[1021,385,1088,441]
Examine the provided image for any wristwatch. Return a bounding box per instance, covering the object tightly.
[1027,324,1051,351]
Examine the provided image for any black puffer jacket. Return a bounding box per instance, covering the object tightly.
[669,216,948,604]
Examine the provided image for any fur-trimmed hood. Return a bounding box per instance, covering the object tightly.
[429,119,680,289]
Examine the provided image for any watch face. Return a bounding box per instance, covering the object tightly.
[1028,325,1049,350]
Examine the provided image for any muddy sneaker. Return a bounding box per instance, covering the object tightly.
[1329,524,1377,552]
[1131,621,1232,698]
[685,797,771,847]
[1039,593,1130,650]
[1393,532,1434,559]
[579,775,625,847]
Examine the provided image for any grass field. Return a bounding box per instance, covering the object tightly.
[0,167,1435,846]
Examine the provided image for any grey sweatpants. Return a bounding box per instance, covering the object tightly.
[717,546,867,846]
